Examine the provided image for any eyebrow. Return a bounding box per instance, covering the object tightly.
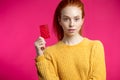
[62,15,80,18]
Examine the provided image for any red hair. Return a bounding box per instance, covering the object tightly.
[53,0,85,40]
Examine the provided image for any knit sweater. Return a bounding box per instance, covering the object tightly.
[35,37,106,80]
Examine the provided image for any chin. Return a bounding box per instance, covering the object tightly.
[66,33,76,37]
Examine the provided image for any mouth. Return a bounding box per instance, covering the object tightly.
[68,29,76,33]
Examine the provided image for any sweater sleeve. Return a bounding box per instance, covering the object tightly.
[89,41,106,80]
[35,50,59,80]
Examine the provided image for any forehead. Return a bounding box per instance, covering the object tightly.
[61,6,82,17]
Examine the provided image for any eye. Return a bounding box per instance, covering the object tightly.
[74,18,80,21]
[63,18,69,21]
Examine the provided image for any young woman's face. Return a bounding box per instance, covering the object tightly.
[59,6,84,36]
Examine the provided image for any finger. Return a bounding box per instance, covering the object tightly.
[36,39,46,44]
[39,36,44,40]
[39,37,46,44]
[39,36,45,41]
[35,44,45,49]
[34,42,39,47]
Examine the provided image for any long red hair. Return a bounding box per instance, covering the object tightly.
[53,0,85,40]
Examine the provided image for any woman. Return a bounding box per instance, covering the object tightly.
[34,0,106,80]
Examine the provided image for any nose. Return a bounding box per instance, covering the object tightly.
[69,19,74,27]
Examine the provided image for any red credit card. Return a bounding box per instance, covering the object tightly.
[40,24,50,39]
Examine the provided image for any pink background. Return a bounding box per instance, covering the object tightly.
[0,0,120,80]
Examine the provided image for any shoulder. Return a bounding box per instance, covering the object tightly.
[43,42,61,56]
[45,42,61,52]
[84,37,104,47]
[85,38,105,57]
[85,38,105,58]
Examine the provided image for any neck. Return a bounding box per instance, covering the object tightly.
[62,34,84,45]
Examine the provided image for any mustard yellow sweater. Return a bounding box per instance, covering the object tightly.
[35,37,106,80]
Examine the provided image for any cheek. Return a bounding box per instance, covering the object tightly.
[77,22,83,30]
[60,21,68,28]
[77,26,81,31]
[61,25,67,30]
[59,18,68,30]
[77,20,84,27]
[59,19,65,26]
[81,19,84,25]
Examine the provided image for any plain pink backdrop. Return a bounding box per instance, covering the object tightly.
[0,0,120,80]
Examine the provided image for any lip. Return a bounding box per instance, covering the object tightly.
[68,29,76,32]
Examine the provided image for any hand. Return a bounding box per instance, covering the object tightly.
[34,37,46,56]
